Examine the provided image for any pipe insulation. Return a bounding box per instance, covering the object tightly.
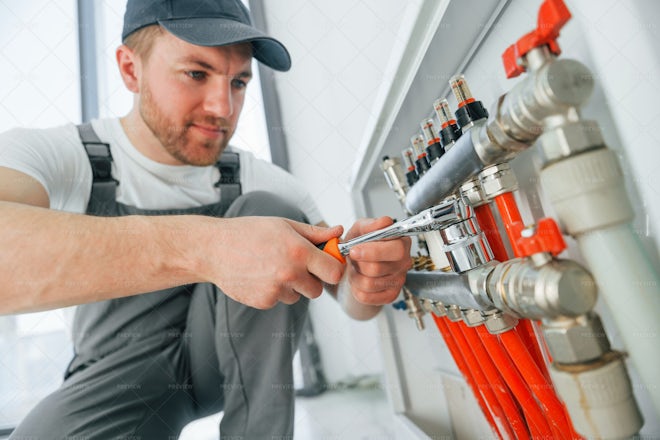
[576,225,660,418]
[550,352,644,440]
[541,146,660,418]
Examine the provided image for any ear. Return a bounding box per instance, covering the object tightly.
[116,44,140,93]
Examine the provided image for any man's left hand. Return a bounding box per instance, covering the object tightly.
[344,216,413,305]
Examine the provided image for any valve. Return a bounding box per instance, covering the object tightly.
[381,156,409,207]
[502,0,572,78]
[515,218,566,258]
[403,286,425,331]
[449,75,488,131]
[401,147,419,187]
[420,118,444,164]
[411,134,431,176]
[433,98,462,151]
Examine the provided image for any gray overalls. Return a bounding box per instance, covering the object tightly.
[10,124,310,439]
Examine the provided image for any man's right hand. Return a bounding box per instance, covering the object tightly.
[196,217,346,309]
[0,166,348,313]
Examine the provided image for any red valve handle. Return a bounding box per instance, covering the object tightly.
[502,0,572,78]
[514,218,566,257]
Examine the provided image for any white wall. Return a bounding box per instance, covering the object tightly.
[353,0,660,437]
[262,0,424,383]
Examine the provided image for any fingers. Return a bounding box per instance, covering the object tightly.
[307,248,345,285]
[286,219,343,245]
[289,274,325,300]
[349,260,411,278]
[279,290,302,305]
[348,237,412,262]
[277,223,346,299]
[349,272,405,305]
[344,216,393,240]
[343,216,413,307]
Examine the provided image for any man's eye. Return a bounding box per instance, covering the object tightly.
[186,71,207,81]
[232,78,247,89]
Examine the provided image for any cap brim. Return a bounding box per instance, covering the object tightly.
[159,17,291,72]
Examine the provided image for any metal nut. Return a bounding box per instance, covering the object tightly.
[479,163,518,199]
[483,312,518,334]
[462,309,485,327]
[542,313,611,364]
[460,179,486,207]
[419,299,434,314]
[445,305,463,322]
[539,120,604,164]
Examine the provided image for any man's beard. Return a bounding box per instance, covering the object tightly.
[139,83,230,166]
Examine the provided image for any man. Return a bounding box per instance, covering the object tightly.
[0,0,411,438]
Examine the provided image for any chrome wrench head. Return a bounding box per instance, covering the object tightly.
[338,197,472,255]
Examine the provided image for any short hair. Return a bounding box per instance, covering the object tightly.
[122,25,163,61]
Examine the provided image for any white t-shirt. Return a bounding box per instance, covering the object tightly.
[0,118,322,224]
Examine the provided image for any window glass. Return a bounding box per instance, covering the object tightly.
[0,0,273,432]
[0,1,79,429]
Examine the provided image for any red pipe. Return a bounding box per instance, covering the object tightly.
[475,204,509,261]
[494,192,524,257]
[476,325,555,439]
[515,320,552,382]
[499,329,578,439]
[459,323,530,440]
[493,192,552,378]
[431,314,500,437]
[448,320,516,439]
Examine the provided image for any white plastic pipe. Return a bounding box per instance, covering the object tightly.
[424,231,450,270]
[577,224,660,418]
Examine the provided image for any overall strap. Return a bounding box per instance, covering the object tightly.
[77,122,242,216]
[214,151,242,214]
[77,122,120,216]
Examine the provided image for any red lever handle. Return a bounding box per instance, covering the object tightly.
[515,218,566,257]
[502,0,572,78]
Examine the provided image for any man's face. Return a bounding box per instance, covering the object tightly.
[137,32,253,166]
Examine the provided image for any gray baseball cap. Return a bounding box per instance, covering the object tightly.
[122,0,291,71]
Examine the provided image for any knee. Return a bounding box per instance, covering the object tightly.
[225,191,308,223]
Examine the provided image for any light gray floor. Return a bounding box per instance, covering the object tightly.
[180,386,411,440]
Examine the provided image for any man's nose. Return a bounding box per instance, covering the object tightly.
[203,80,233,118]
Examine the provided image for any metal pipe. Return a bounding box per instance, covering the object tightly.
[404,52,595,214]
[486,257,598,320]
[405,124,486,213]
[404,270,485,311]
[406,254,598,321]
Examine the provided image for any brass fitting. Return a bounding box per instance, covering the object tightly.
[539,120,605,164]
[486,257,597,320]
[542,313,611,364]
[479,163,518,200]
